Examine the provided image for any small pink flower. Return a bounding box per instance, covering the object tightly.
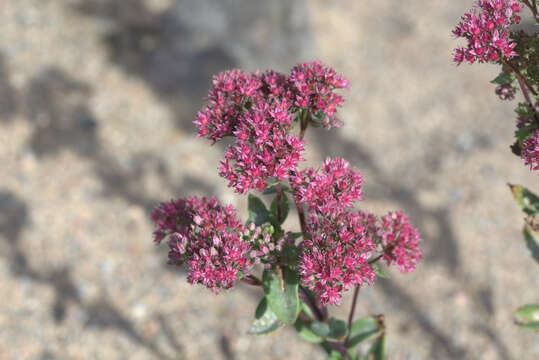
[151,197,255,292]
[379,212,422,273]
[194,70,263,143]
[522,130,539,171]
[289,61,349,129]
[299,211,376,306]
[219,102,305,194]
[452,0,522,65]
[292,157,363,217]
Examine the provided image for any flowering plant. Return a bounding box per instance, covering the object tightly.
[452,0,539,331]
[152,61,423,359]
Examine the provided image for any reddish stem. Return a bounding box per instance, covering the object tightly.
[299,286,328,322]
[295,199,308,237]
[522,0,538,18]
[325,341,352,360]
[503,58,537,96]
[508,61,539,127]
[345,286,360,346]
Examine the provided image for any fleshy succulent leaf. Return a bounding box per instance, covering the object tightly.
[262,267,300,325]
[248,298,285,335]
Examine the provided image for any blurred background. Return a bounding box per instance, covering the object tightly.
[1,0,538,359]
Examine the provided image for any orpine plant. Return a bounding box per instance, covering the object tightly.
[152,61,423,358]
[452,0,539,332]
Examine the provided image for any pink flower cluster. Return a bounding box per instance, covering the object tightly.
[522,130,539,170]
[452,0,522,65]
[495,83,517,100]
[151,197,254,291]
[293,157,422,304]
[219,100,305,193]
[194,70,262,143]
[379,212,423,273]
[299,212,376,306]
[292,157,363,216]
[194,62,349,193]
[289,61,349,129]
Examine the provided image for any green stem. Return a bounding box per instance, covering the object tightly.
[299,109,309,141]
[293,110,310,238]
[275,184,283,223]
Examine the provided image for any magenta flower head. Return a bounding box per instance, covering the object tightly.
[299,212,376,306]
[522,130,539,171]
[219,101,305,194]
[289,61,349,129]
[194,70,262,143]
[452,0,522,65]
[151,197,255,292]
[292,157,363,217]
[379,211,422,273]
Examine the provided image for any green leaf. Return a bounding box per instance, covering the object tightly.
[263,184,292,195]
[262,267,300,325]
[248,194,270,226]
[347,316,382,349]
[515,304,539,331]
[364,334,386,360]
[523,225,539,264]
[289,232,303,240]
[509,184,539,215]
[281,243,299,266]
[294,317,324,343]
[515,124,538,147]
[270,192,290,224]
[491,72,513,85]
[515,102,535,120]
[248,298,285,335]
[310,318,347,341]
[320,342,334,355]
[372,265,389,279]
[326,351,345,360]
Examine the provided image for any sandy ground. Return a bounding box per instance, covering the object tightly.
[1,0,538,359]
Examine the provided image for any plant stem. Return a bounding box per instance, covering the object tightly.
[523,0,538,18]
[299,286,327,322]
[345,286,360,346]
[519,75,534,106]
[293,110,310,238]
[299,109,309,141]
[503,58,537,96]
[325,341,352,360]
[368,254,383,265]
[294,199,308,236]
[275,184,283,223]
[508,60,539,127]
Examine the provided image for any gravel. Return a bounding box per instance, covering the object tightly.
[1,0,538,359]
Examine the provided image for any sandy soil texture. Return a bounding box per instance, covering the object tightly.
[1,0,538,359]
